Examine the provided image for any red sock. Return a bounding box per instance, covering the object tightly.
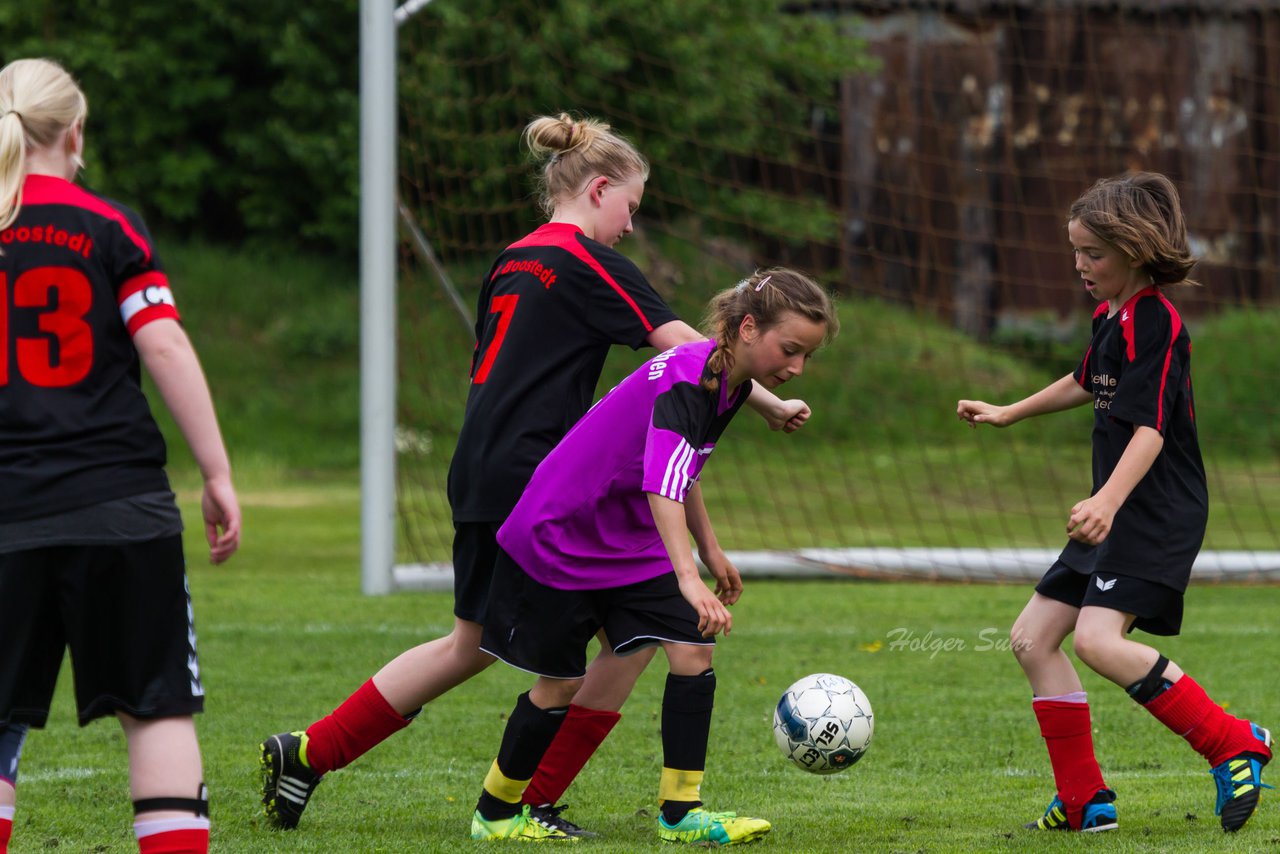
[0,812,12,854]
[135,819,209,854]
[522,705,621,807]
[304,679,413,774]
[1032,698,1107,828]
[1141,675,1272,768]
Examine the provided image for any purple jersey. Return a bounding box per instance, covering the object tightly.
[498,339,751,590]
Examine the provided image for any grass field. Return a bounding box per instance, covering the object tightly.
[10,480,1280,853]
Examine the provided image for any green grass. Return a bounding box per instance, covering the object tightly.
[11,483,1280,853]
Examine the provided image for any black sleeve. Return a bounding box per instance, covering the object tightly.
[583,247,679,349]
[1110,297,1185,434]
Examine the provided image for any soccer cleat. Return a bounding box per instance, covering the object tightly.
[260,731,323,830]
[527,803,597,838]
[471,804,579,842]
[1212,723,1273,833]
[657,807,772,846]
[1024,788,1117,832]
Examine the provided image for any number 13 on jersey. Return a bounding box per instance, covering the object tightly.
[1,267,94,388]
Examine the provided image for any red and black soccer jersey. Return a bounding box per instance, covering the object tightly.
[0,174,179,521]
[447,222,678,522]
[1058,287,1208,591]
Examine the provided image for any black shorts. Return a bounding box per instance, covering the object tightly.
[480,548,713,679]
[452,521,502,623]
[0,536,204,727]
[1036,560,1184,636]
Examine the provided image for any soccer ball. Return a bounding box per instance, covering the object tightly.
[773,673,874,774]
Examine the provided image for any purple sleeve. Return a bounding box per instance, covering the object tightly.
[639,347,713,503]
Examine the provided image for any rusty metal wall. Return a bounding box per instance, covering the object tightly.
[835,6,1279,333]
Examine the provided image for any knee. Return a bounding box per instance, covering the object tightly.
[1071,629,1109,670]
[532,677,582,709]
[666,646,713,676]
[1009,623,1045,666]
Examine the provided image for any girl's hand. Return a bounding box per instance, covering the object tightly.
[1067,495,1118,545]
[678,573,733,637]
[956,399,1011,428]
[202,475,241,564]
[769,398,811,433]
[701,547,743,605]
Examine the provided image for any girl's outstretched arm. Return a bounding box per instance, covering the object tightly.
[958,373,1091,429]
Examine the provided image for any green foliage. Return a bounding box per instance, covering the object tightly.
[1191,306,1280,458]
[149,239,360,473]
[400,0,872,261]
[1,0,358,254]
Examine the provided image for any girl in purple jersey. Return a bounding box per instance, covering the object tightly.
[0,59,240,854]
[958,172,1271,835]
[469,268,838,844]
[259,113,811,836]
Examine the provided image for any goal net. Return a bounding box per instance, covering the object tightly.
[392,1,1280,583]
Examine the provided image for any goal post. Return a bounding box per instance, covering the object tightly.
[358,0,398,595]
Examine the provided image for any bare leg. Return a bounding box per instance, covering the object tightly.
[1072,606,1184,687]
[531,676,583,710]
[571,637,657,711]
[1011,593,1085,696]
[118,714,203,820]
[371,617,496,714]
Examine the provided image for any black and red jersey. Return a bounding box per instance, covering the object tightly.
[447,222,678,521]
[0,174,179,521]
[1059,287,1208,590]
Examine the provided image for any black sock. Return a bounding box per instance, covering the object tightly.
[476,692,567,820]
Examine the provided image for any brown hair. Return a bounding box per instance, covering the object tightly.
[0,58,88,233]
[522,113,649,218]
[700,267,839,392]
[1069,171,1199,287]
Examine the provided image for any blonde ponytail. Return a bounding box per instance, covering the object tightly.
[0,59,88,233]
[523,112,649,218]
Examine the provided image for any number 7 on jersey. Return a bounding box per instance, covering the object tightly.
[471,293,519,385]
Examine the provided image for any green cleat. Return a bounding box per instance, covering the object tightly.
[657,807,772,846]
[471,804,579,842]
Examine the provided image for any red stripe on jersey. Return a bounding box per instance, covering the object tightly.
[1077,304,1108,388]
[1153,290,1183,432]
[505,223,657,332]
[1076,344,1093,389]
[21,174,152,263]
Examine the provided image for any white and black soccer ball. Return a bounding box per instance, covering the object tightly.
[773,673,874,774]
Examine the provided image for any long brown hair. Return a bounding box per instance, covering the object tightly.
[1069,171,1199,287]
[700,267,839,392]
